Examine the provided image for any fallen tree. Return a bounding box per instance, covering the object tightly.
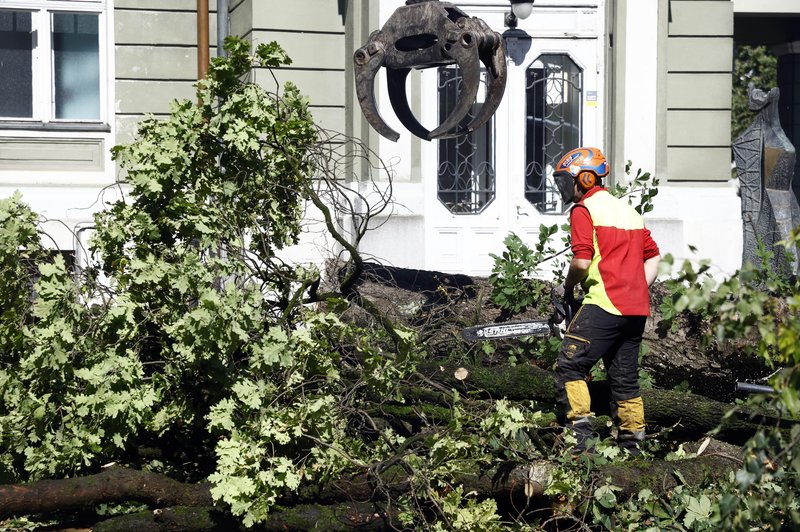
[354,265,775,401]
[0,450,743,527]
[417,360,791,445]
[1,38,796,531]
[0,467,212,516]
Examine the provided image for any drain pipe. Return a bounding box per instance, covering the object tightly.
[217,0,229,57]
[197,0,209,79]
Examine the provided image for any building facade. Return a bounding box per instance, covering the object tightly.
[0,0,798,277]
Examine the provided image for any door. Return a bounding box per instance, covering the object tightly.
[424,4,605,276]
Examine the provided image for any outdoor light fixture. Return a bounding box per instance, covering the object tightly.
[503,0,533,64]
[510,0,534,20]
[505,0,534,29]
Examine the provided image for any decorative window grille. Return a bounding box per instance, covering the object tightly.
[437,66,495,214]
[525,54,583,213]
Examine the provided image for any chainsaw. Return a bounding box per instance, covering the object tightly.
[353,0,507,142]
[461,288,581,342]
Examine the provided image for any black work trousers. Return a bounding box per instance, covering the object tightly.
[555,304,646,425]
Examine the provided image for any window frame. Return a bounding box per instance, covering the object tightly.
[436,65,496,216]
[0,0,109,128]
[524,52,584,214]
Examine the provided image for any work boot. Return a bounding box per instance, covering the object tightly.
[617,430,645,456]
[567,416,595,453]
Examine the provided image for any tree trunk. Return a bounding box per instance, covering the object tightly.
[0,466,211,517]
[417,360,790,444]
[641,286,774,403]
[92,504,392,532]
[4,453,741,527]
[598,453,742,497]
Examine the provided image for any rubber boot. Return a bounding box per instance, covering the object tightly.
[617,430,645,456]
[615,397,645,455]
[569,416,595,453]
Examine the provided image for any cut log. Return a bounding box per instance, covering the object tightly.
[92,504,390,532]
[417,360,793,444]
[0,466,212,517]
[0,451,741,526]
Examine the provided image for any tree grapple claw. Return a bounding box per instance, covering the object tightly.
[353,0,507,142]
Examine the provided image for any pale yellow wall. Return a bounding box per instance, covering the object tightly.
[244,1,348,134]
[114,1,218,146]
[665,0,733,181]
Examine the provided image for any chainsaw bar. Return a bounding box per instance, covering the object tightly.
[461,320,552,342]
[353,0,506,142]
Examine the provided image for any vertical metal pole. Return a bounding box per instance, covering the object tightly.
[217,0,229,58]
[197,0,209,79]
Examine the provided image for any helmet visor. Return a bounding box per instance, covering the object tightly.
[554,172,576,205]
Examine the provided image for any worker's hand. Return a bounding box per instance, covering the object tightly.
[551,284,574,324]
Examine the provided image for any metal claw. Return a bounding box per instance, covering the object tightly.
[387,68,432,140]
[353,0,507,142]
[464,20,507,134]
[354,38,400,142]
[428,41,480,139]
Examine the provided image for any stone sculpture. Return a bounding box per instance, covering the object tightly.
[733,83,800,275]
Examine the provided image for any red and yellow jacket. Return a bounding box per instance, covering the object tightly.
[570,187,660,316]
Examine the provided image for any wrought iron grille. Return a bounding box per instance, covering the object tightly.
[437,67,495,215]
[525,54,583,213]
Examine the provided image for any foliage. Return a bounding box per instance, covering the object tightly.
[599,228,800,530]
[1,31,797,532]
[732,45,777,141]
[0,36,419,527]
[610,161,660,215]
[488,225,568,318]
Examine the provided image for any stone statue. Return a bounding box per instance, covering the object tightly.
[732,83,800,275]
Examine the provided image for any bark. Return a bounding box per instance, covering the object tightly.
[93,507,232,532]
[417,360,793,444]
[92,504,391,532]
[1,451,741,524]
[597,453,742,497]
[0,466,212,517]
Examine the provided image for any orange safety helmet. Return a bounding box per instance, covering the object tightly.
[553,147,609,204]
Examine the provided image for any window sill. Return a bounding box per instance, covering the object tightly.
[0,121,111,133]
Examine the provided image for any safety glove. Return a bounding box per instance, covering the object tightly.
[551,284,583,325]
[551,284,573,324]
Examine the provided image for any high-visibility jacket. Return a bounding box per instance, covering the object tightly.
[571,188,660,316]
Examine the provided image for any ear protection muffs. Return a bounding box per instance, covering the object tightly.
[577,171,596,190]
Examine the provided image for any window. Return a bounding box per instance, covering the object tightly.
[0,1,105,124]
[525,54,583,213]
[437,66,495,215]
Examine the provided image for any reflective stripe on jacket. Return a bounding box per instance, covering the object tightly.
[577,189,652,316]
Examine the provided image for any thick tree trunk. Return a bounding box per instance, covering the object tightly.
[417,360,790,444]
[92,504,391,532]
[0,466,212,517]
[598,453,742,497]
[4,453,741,527]
[93,507,233,532]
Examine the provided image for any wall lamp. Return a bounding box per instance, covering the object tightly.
[504,0,533,64]
[506,0,534,28]
[510,0,534,19]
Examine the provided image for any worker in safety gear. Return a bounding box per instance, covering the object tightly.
[552,147,661,454]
